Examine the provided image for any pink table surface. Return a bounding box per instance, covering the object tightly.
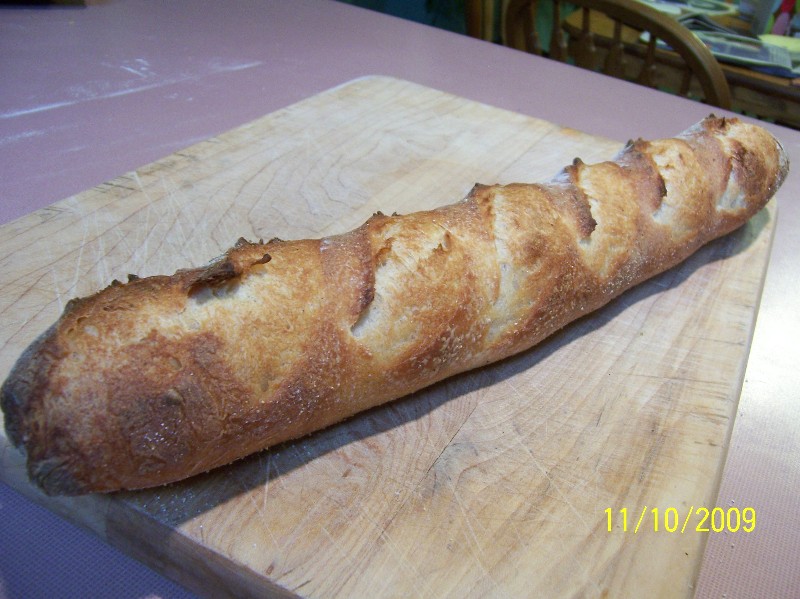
[1,1,798,598]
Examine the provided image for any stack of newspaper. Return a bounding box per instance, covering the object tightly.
[639,5,800,77]
[678,14,800,77]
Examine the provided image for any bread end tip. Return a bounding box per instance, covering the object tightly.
[1,375,26,450]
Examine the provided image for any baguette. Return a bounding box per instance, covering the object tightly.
[1,116,788,495]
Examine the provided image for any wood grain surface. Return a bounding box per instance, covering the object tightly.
[0,76,776,598]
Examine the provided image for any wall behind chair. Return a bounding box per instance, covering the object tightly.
[336,0,468,34]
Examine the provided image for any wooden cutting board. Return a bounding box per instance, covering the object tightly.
[0,77,776,598]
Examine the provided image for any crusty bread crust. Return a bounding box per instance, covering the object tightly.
[1,116,788,495]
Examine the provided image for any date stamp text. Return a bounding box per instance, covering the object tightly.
[605,506,756,533]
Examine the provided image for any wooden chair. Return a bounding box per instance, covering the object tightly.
[466,0,732,109]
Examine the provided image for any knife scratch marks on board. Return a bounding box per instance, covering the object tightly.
[244,492,283,551]
[49,266,66,314]
[502,378,594,534]
[567,552,604,597]
[502,378,548,438]
[370,526,431,598]
[161,174,190,250]
[91,210,110,288]
[526,447,593,534]
[317,523,363,592]
[322,491,431,598]
[131,203,152,277]
[67,218,91,310]
[131,170,156,270]
[441,473,503,595]
[132,170,150,201]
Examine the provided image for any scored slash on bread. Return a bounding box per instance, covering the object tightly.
[0,116,789,495]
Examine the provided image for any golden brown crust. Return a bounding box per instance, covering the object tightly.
[0,116,789,495]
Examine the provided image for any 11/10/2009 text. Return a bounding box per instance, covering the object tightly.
[605,506,756,533]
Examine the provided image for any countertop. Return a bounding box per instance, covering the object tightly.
[0,1,797,597]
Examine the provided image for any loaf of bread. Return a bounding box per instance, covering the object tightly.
[1,116,788,495]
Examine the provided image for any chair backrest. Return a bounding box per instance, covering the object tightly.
[468,0,731,109]
[465,0,497,40]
